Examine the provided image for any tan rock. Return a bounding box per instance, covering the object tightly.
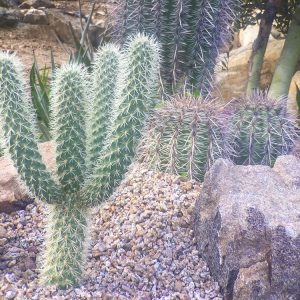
[216,39,285,100]
[288,71,300,115]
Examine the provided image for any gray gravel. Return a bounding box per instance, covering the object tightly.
[0,165,222,299]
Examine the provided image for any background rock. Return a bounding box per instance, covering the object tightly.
[23,8,48,25]
[215,39,285,100]
[193,155,300,299]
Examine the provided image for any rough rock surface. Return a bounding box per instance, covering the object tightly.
[19,0,55,9]
[193,155,300,299]
[23,8,48,25]
[0,142,54,213]
[0,7,20,26]
[0,165,221,299]
[215,39,285,100]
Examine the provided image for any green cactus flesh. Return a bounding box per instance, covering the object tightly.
[0,52,62,204]
[87,45,121,171]
[51,63,87,194]
[83,34,160,206]
[41,202,88,289]
[233,92,297,166]
[113,0,241,94]
[140,96,232,181]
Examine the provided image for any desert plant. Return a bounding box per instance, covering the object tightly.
[111,0,241,95]
[232,92,297,166]
[0,34,159,288]
[139,96,233,181]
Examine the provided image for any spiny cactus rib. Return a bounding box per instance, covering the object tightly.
[113,0,241,94]
[139,96,232,181]
[83,34,160,206]
[51,64,87,194]
[86,45,121,171]
[190,0,240,96]
[0,52,62,204]
[232,92,297,166]
[41,201,88,288]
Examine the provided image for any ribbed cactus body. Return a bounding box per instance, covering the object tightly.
[0,34,159,288]
[232,92,297,166]
[87,46,121,170]
[51,64,87,194]
[140,97,232,181]
[113,0,240,94]
[41,202,88,289]
[0,52,62,204]
[83,35,160,206]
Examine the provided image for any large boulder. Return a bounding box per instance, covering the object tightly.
[193,156,300,299]
[215,39,285,100]
[0,141,55,213]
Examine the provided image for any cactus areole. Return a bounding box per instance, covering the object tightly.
[0,34,160,288]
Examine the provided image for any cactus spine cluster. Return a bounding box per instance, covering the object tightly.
[0,34,159,288]
[112,0,240,94]
[140,92,298,181]
[139,96,233,181]
[232,92,297,166]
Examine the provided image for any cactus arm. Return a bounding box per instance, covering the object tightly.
[83,34,160,207]
[51,64,87,194]
[0,52,62,204]
[268,5,300,99]
[190,0,240,96]
[86,45,121,172]
[40,201,88,288]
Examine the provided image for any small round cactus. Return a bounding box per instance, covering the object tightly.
[232,92,298,166]
[139,95,233,181]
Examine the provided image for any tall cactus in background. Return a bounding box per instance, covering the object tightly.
[232,92,297,166]
[111,0,240,94]
[139,96,233,181]
[0,34,159,288]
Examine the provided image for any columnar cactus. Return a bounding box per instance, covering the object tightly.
[0,34,160,288]
[232,92,297,166]
[112,0,240,94]
[139,96,233,181]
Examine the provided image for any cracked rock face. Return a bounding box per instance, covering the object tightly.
[193,155,300,299]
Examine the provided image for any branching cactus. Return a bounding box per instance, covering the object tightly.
[111,0,240,94]
[139,96,233,181]
[232,92,298,166]
[0,34,160,288]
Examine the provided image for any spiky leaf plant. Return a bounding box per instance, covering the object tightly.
[111,0,241,94]
[232,92,298,166]
[0,34,160,288]
[139,96,233,181]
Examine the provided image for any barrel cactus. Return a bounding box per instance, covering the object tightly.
[111,0,241,94]
[0,34,160,288]
[232,92,298,166]
[139,96,233,181]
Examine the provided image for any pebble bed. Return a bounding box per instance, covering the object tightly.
[0,165,221,299]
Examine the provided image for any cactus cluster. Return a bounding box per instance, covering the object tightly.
[111,0,241,94]
[139,96,233,181]
[140,92,298,180]
[0,34,160,288]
